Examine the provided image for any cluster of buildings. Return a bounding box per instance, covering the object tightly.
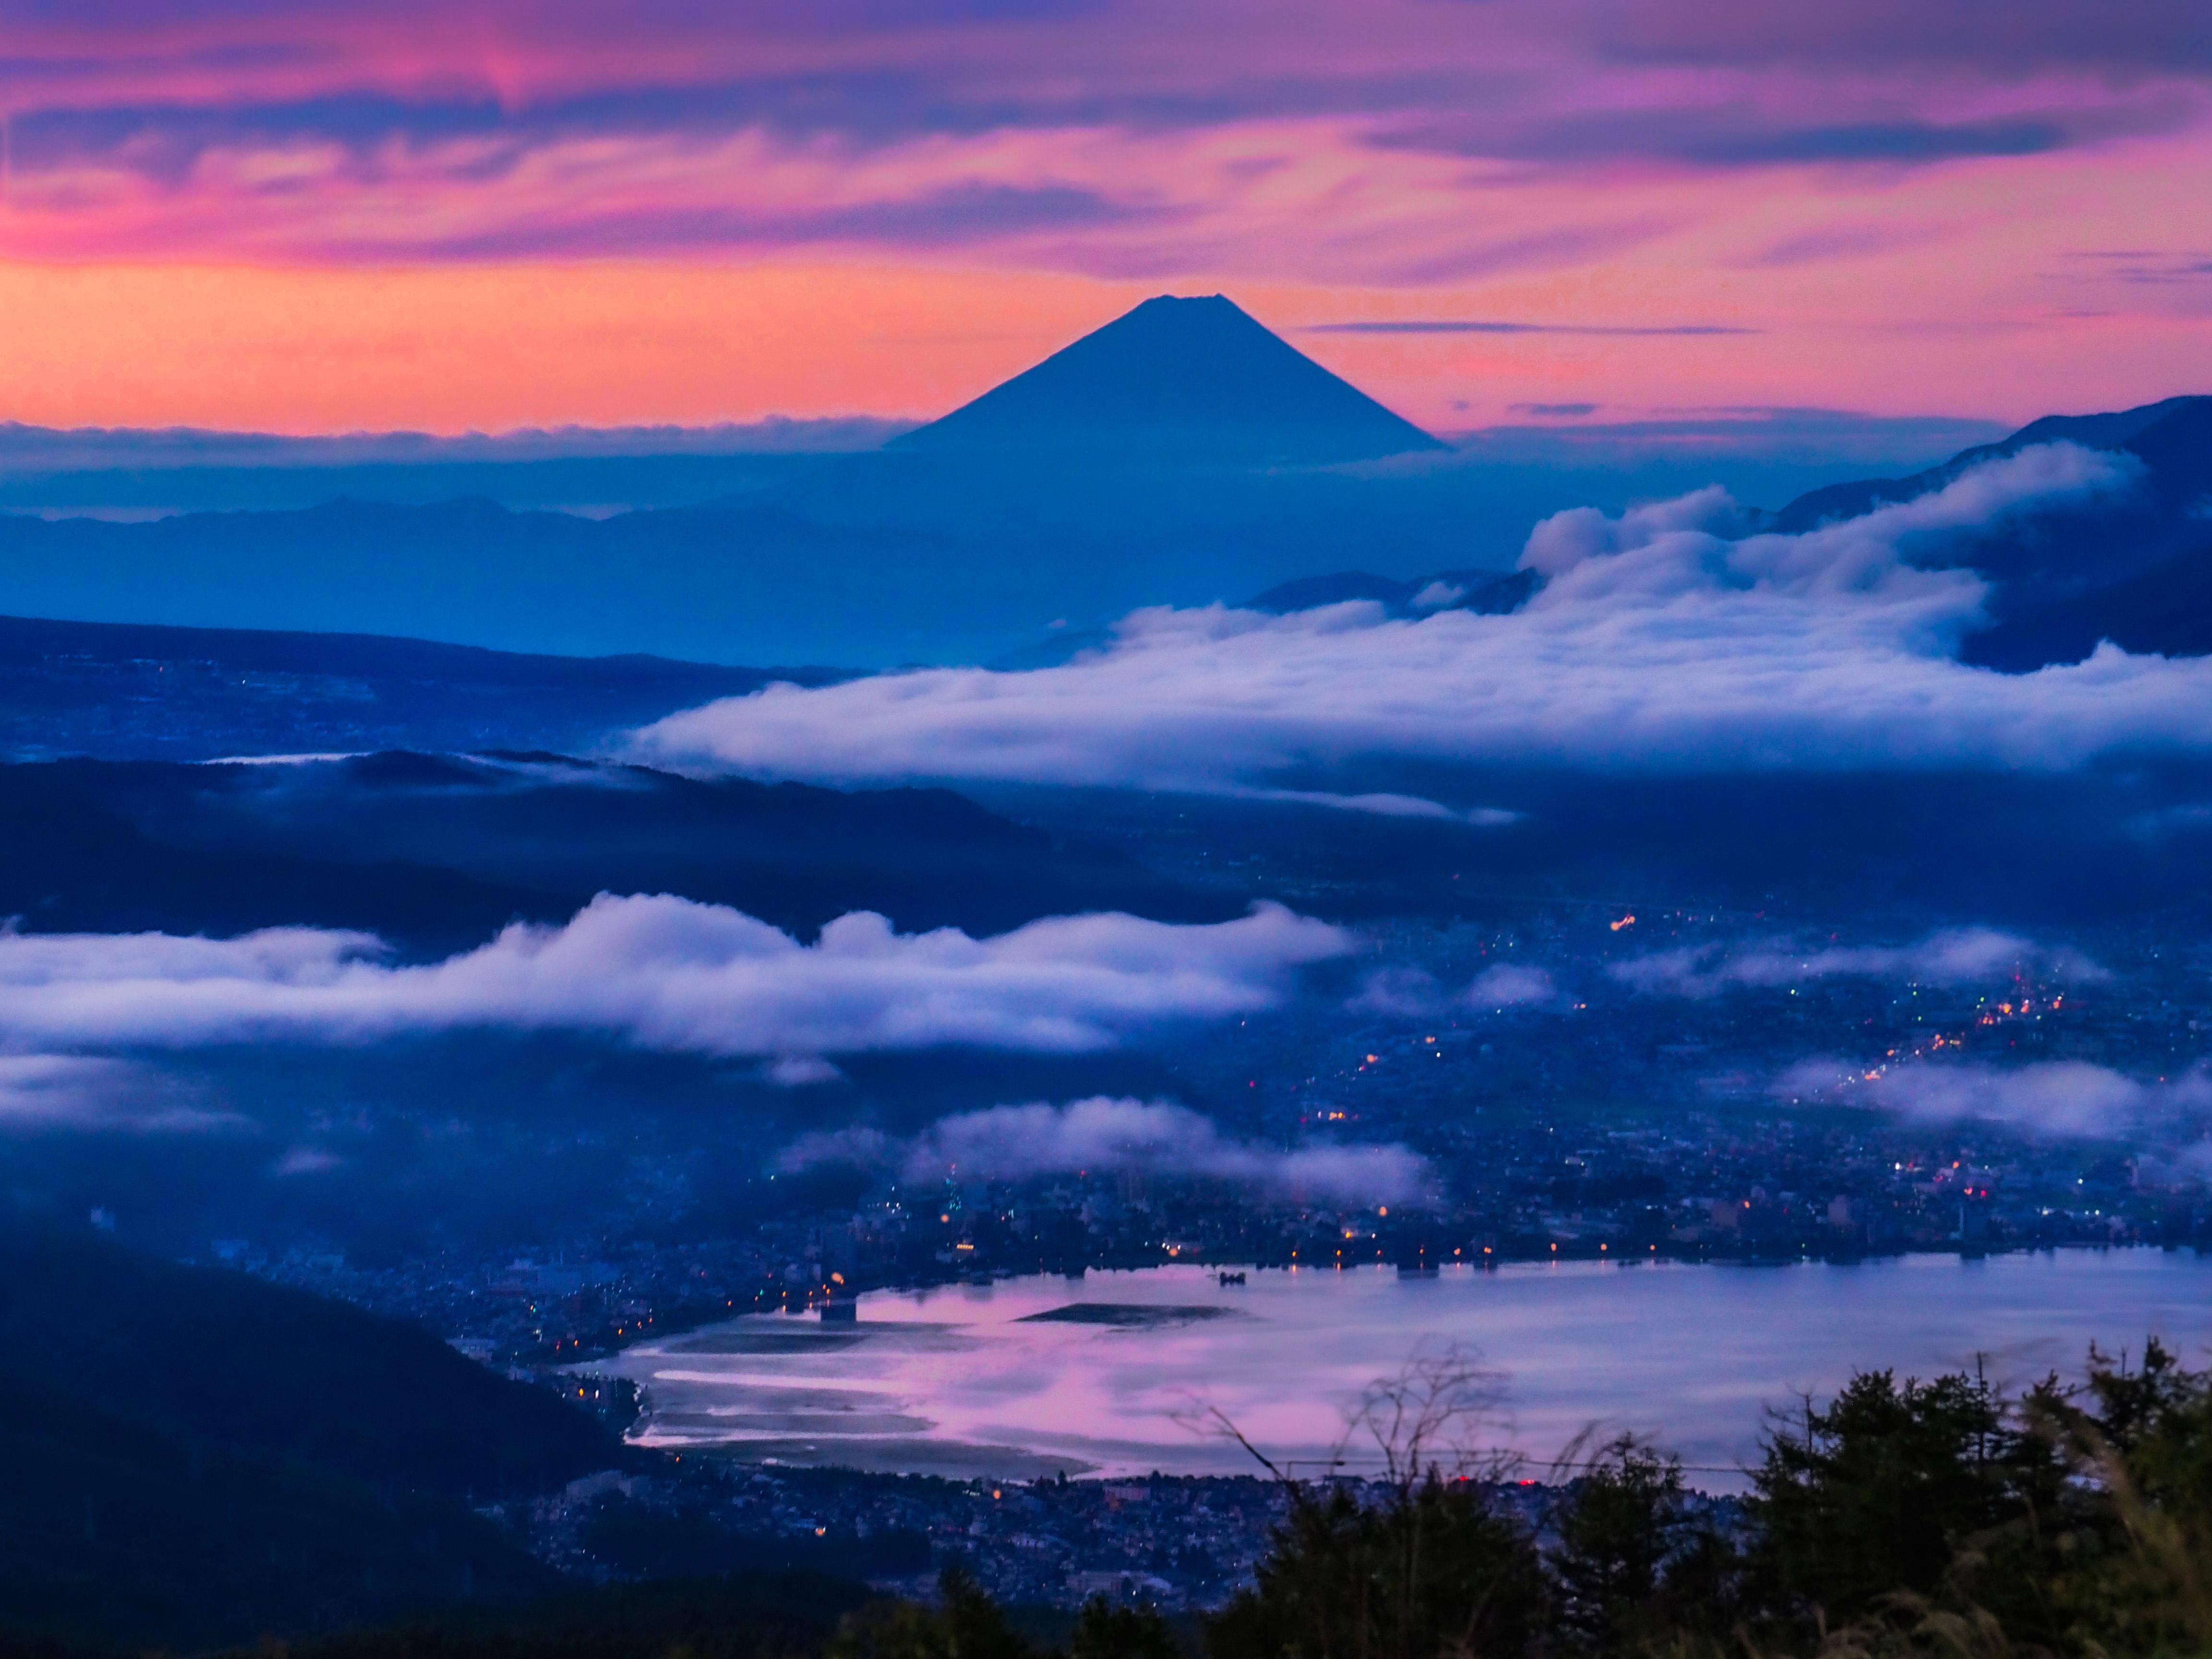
[220,910,2210,1597]
[241,1089,2202,1384]
[520,1464,1295,1610]
[237,913,2212,1376]
[509,1461,1600,1612]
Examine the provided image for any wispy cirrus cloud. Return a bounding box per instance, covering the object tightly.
[1308,320,1757,337]
[1577,0,2212,75]
[1366,106,2140,170]
[4,0,2206,277]
[2056,250,2212,287]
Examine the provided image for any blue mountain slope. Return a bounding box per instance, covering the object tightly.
[1768,396,2212,669]
[0,748,1234,951]
[0,496,1018,667]
[0,297,1462,665]
[0,609,836,761]
[889,294,1444,463]
[0,297,1997,666]
[1771,395,2212,536]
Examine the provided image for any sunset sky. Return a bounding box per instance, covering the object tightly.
[5,0,2210,435]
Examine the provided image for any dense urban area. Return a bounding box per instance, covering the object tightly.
[192,908,2212,1609]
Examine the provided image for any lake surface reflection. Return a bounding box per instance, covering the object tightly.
[607,1251,2212,1488]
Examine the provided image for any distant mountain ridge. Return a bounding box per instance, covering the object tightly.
[0,417,909,516]
[0,297,2104,667]
[1771,395,2212,533]
[0,610,838,763]
[0,297,1473,665]
[0,749,1232,953]
[1771,394,2212,670]
[1250,392,2212,663]
[0,417,908,471]
[888,294,1445,465]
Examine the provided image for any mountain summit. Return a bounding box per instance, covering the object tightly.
[889,295,1447,465]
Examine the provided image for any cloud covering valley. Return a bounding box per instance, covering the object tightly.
[0,894,1350,1063]
[632,444,2210,806]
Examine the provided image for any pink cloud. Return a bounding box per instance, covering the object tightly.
[4,0,2208,430]
[5,1,2205,277]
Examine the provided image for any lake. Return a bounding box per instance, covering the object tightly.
[603,1250,2212,1489]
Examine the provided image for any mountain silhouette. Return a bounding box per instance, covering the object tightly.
[1767,394,2212,670]
[888,294,1446,464]
[1772,395,2212,535]
[0,294,1467,667]
[8,298,1928,667]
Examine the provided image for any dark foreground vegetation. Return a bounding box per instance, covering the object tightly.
[323,1340,2212,1659]
[12,1331,2210,1659]
[1183,1342,2212,1659]
[0,1226,627,1650]
[5,1224,2206,1659]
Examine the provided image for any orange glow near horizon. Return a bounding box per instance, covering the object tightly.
[0,262,1158,434]
[3,1,2210,435]
[7,152,2212,440]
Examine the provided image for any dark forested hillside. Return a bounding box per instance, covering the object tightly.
[0,1226,624,1648]
[0,752,1230,953]
[0,612,834,763]
[1769,395,2212,669]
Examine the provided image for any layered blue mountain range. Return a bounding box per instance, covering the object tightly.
[0,298,1463,664]
[0,294,2201,668]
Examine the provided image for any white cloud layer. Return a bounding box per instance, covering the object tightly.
[627,444,2201,798]
[0,894,1350,1058]
[785,1096,1431,1206]
[1611,927,2105,998]
[1774,1058,2212,1137]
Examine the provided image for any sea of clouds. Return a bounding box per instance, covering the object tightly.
[21,444,2210,1176]
[630,443,2203,807]
[0,894,1443,1194]
[0,893,1348,1065]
